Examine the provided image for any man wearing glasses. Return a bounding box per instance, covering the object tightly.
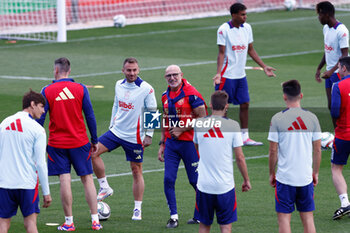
[158,65,207,228]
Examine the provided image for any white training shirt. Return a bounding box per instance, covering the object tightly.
[109,77,157,144]
[268,108,322,187]
[323,22,349,71]
[194,116,243,194]
[217,21,253,79]
[0,111,50,195]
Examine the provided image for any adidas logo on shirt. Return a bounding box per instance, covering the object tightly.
[55,87,75,101]
[203,127,224,138]
[288,116,308,131]
[5,119,23,132]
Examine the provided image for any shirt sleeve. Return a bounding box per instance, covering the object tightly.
[331,83,341,119]
[110,83,119,129]
[144,86,157,137]
[82,85,98,144]
[188,95,205,109]
[338,25,349,49]
[232,121,243,147]
[268,115,279,142]
[312,114,322,141]
[37,87,49,126]
[217,24,226,46]
[33,127,50,195]
[247,23,254,44]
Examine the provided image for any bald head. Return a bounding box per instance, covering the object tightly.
[164,65,183,90]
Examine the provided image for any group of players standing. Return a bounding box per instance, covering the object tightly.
[1,1,350,233]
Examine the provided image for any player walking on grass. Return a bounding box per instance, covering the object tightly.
[194,90,251,233]
[92,57,157,221]
[38,57,102,231]
[315,1,349,117]
[0,90,52,233]
[268,80,322,233]
[158,65,207,228]
[330,56,350,220]
[213,2,276,146]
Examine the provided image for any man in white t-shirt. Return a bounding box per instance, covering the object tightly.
[92,57,157,220]
[268,80,322,233]
[0,90,52,233]
[194,90,251,233]
[213,2,276,146]
[315,1,349,116]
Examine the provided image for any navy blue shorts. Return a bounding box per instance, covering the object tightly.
[325,72,341,88]
[99,130,143,163]
[0,188,40,218]
[331,138,350,165]
[196,188,237,225]
[215,77,250,105]
[275,181,315,213]
[47,142,93,176]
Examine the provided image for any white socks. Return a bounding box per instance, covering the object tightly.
[241,128,249,142]
[339,193,350,207]
[134,200,142,210]
[91,214,99,223]
[171,214,178,220]
[98,177,110,189]
[65,216,73,225]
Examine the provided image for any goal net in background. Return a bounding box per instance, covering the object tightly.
[1,0,350,43]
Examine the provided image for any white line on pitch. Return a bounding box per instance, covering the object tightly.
[0,49,323,80]
[48,154,268,185]
[2,13,350,49]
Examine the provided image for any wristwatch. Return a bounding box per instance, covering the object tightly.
[159,140,165,145]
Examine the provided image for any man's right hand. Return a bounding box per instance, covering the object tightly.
[43,194,52,208]
[158,144,165,162]
[212,74,221,86]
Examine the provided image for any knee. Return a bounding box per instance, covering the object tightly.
[164,175,176,187]
[131,163,142,177]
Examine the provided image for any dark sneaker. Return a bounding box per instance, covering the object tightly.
[187,218,200,224]
[333,205,350,220]
[166,218,179,228]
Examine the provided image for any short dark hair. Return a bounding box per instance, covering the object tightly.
[316,1,335,16]
[55,57,71,73]
[211,90,228,111]
[22,89,46,109]
[123,57,138,66]
[230,3,247,14]
[339,56,350,71]
[282,80,301,99]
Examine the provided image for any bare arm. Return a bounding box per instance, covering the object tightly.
[213,45,226,85]
[321,48,348,79]
[315,53,326,83]
[234,146,251,192]
[268,141,278,188]
[312,139,322,186]
[157,127,166,162]
[248,43,276,77]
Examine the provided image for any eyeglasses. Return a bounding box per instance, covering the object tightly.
[165,73,181,78]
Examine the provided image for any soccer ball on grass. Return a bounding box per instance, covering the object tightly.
[113,14,126,28]
[283,0,297,11]
[97,201,111,221]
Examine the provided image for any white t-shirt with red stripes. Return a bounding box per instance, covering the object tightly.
[217,21,253,79]
[0,111,50,195]
[194,116,243,194]
[268,108,322,186]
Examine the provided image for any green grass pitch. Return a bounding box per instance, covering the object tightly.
[1,9,350,233]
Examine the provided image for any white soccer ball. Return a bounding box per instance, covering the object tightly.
[97,201,111,220]
[321,132,334,150]
[283,0,297,11]
[113,14,126,28]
